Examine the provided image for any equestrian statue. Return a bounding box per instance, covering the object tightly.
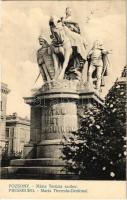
[36,7,110,92]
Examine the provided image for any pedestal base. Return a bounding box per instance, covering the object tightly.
[23,143,36,158]
[2,158,68,179]
[5,81,104,179]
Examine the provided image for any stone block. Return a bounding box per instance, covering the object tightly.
[23,143,37,158]
[37,143,62,158]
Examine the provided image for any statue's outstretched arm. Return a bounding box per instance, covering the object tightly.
[102,49,112,55]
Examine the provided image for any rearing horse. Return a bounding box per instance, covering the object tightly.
[49,16,87,80]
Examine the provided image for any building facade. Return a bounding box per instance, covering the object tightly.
[0,83,10,151]
[6,113,30,155]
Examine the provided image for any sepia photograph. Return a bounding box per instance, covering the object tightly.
[0,0,126,198]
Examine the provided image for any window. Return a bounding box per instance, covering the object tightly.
[10,128,14,138]
[6,128,10,138]
[0,101,3,111]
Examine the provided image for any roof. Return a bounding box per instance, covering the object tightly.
[6,113,30,126]
[1,82,10,94]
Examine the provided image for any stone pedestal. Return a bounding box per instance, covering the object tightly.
[6,81,104,179]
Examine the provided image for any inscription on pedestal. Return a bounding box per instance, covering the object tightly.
[41,102,78,139]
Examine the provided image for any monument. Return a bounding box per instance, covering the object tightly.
[6,8,110,179]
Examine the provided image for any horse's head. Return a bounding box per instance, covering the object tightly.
[49,16,62,28]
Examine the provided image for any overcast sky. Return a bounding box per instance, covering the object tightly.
[0,0,126,118]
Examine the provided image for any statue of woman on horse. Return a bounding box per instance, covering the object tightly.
[61,7,81,35]
[49,7,87,80]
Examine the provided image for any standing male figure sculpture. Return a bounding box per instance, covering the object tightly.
[37,35,55,83]
[87,40,111,90]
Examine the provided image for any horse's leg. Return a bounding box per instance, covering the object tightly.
[57,48,72,80]
[52,53,60,78]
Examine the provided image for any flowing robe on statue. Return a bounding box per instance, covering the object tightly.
[63,25,87,60]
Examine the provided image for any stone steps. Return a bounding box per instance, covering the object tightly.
[7,166,64,174]
[10,158,65,167]
[1,166,78,179]
[1,158,67,179]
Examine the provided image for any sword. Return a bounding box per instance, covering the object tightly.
[33,71,41,86]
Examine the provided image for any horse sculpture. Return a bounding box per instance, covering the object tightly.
[49,16,87,80]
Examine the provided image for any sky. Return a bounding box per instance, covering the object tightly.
[0,0,126,118]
